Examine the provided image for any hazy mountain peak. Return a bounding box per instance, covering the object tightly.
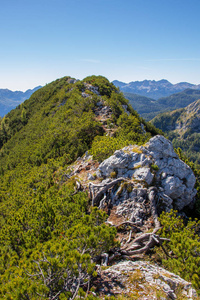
[0,85,42,117]
[113,79,200,99]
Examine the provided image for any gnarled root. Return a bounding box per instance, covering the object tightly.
[99,187,171,266]
[101,232,170,266]
[89,177,127,207]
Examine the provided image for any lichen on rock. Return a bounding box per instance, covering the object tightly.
[94,261,197,299]
[96,135,196,212]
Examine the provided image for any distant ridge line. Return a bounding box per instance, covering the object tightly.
[112,79,200,100]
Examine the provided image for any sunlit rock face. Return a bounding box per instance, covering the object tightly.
[94,260,197,300]
[97,135,196,211]
[144,135,196,210]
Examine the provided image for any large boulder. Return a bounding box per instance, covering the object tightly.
[97,135,196,210]
[144,135,197,210]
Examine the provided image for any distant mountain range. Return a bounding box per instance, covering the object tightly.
[124,89,200,121]
[0,86,42,117]
[113,79,200,100]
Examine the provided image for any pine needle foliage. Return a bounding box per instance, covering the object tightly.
[158,210,200,292]
[0,74,167,298]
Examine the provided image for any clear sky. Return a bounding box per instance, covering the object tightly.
[1,0,200,91]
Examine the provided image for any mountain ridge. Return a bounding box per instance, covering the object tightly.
[0,85,42,117]
[0,75,199,298]
[124,88,200,120]
[113,79,200,99]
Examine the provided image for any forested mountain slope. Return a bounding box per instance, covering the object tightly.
[124,89,200,120]
[0,75,199,299]
[151,99,200,164]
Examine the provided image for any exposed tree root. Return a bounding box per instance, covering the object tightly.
[89,177,127,207]
[148,186,161,229]
[98,185,171,265]
[114,221,139,229]
[71,180,83,195]
[89,177,170,266]
[98,193,107,210]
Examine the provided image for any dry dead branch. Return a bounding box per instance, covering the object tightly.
[99,186,171,265]
[89,177,127,206]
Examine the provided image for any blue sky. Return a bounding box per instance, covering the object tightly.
[1,0,200,90]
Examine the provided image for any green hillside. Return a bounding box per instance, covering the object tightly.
[157,88,200,108]
[0,75,162,299]
[124,92,167,120]
[124,88,200,120]
[151,99,200,165]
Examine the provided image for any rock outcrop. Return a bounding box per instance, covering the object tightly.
[97,135,196,211]
[69,134,196,231]
[93,261,197,299]
[67,134,198,299]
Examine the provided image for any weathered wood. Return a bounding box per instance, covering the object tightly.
[89,177,127,206]
[114,221,138,229]
[148,186,161,229]
[98,193,107,210]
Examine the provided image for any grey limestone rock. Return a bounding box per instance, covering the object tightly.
[162,176,185,199]
[67,78,77,84]
[122,104,130,115]
[84,83,100,95]
[97,260,197,299]
[81,92,90,98]
[98,150,130,177]
[133,167,154,185]
[97,135,196,211]
[87,173,95,180]
[143,135,197,209]
[116,199,146,225]
[145,134,178,159]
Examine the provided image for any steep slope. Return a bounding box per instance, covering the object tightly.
[124,92,168,120]
[0,86,42,117]
[123,93,157,113]
[113,79,200,99]
[0,76,159,165]
[157,88,200,108]
[151,99,200,164]
[124,89,200,120]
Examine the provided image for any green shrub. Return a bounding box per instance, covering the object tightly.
[158,210,200,292]
[89,135,130,162]
[110,171,117,178]
[151,164,159,171]
[83,75,117,97]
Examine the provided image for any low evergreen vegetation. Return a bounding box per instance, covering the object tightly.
[0,75,199,298]
[158,210,200,291]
